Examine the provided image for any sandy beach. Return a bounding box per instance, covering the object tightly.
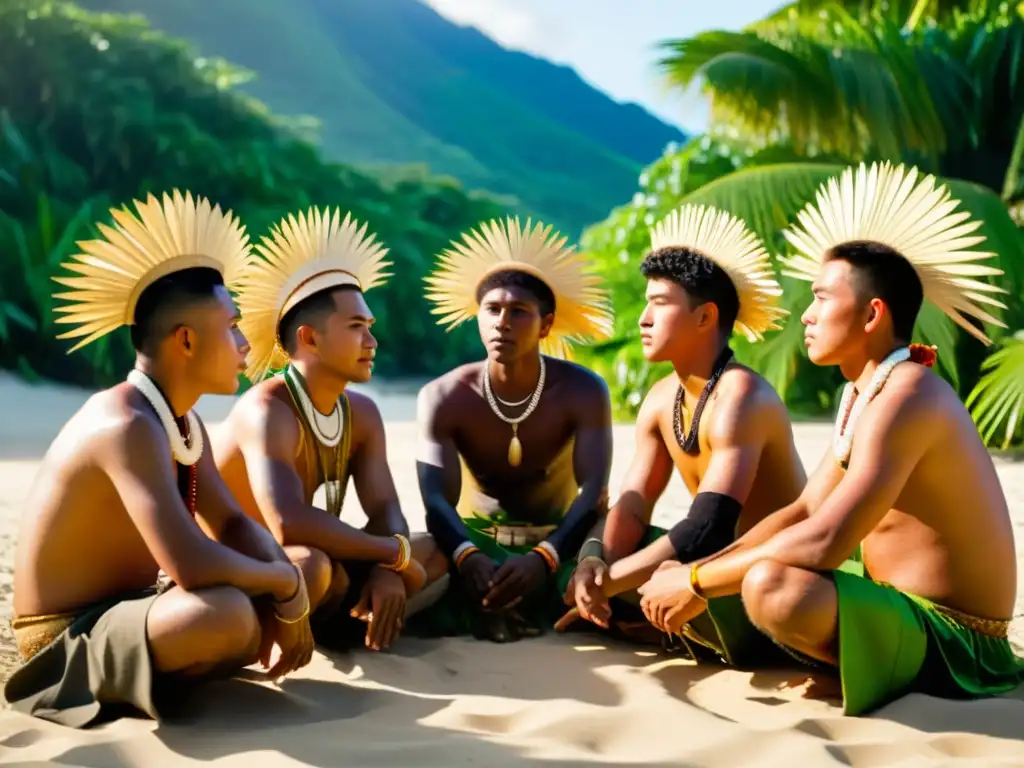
[1,371,1023,766]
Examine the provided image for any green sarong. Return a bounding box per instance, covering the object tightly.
[606,526,789,666]
[674,547,1024,716]
[404,516,576,638]
[828,558,1024,715]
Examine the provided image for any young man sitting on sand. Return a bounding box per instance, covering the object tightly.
[4,192,312,728]
[637,162,1024,715]
[557,205,807,660]
[211,208,447,654]
[409,217,615,643]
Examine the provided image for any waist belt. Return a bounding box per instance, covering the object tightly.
[480,523,557,548]
[11,612,78,661]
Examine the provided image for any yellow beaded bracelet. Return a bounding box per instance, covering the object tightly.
[689,563,709,601]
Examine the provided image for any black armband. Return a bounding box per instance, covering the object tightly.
[666,492,742,562]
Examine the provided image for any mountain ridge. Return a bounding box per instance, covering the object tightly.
[78,0,687,235]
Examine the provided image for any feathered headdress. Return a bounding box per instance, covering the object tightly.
[52,190,250,353]
[648,203,787,340]
[424,216,614,359]
[780,162,1007,344]
[235,207,392,382]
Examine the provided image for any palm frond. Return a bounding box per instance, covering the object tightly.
[657,20,952,161]
[966,332,1024,448]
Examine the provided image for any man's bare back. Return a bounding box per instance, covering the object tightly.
[14,386,171,617]
[849,364,1015,620]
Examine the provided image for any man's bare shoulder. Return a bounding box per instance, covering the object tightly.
[626,374,675,434]
[230,377,299,434]
[864,363,959,439]
[346,389,386,444]
[547,358,609,405]
[718,365,787,415]
[705,365,788,447]
[418,363,482,411]
[67,384,171,460]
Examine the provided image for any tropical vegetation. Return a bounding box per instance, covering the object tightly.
[579,0,1024,447]
[0,0,509,388]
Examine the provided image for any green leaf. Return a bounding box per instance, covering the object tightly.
[3,302,37,332]
[966,333,1024,448]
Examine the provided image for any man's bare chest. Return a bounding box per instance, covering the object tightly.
[454,396,574,463]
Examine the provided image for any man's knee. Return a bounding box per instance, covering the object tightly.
[286,545,333,608]
[741,560,812,633]
[148,586,260,672]
[328,561,351,602]
[411,533,448,583]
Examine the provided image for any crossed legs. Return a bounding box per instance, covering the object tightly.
[285,535,447,607]
[740,560,840,666]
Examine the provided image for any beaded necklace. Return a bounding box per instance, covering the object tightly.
[673,347,734,455]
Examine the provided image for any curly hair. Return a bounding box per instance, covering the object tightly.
[640,246,739,334]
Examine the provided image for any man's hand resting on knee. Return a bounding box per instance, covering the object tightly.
[559,557,611,630]
[349,561,426,652]
[260,564,315,679]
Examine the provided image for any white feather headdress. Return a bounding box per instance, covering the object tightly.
[648,203,787,340]
[235,207,392,382]
[52,190,250,352]
[780,162,1007,345]
[424,216,614,359]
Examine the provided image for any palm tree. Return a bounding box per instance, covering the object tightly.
[646,0,1024,445]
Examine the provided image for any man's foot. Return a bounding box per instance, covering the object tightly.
[472,610,542,643]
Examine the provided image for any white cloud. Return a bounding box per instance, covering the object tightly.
[421,0,561,54]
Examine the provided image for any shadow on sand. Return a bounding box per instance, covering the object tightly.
[2,633,1023,767]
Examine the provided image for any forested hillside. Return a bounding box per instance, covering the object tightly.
[79,0,688,236]
[0,0,508,387]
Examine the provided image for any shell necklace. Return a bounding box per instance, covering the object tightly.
[483,355,546,467]
[832,346,911,468]
[284,365,343,448]
[126,369,203,466]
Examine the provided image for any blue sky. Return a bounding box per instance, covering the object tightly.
[422,0,784,134]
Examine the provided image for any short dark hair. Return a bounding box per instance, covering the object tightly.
[277,285,361,356]
[475,269,556,317]
[640,247,739,335]
[130,267,225,353]
[825,241,923,342]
